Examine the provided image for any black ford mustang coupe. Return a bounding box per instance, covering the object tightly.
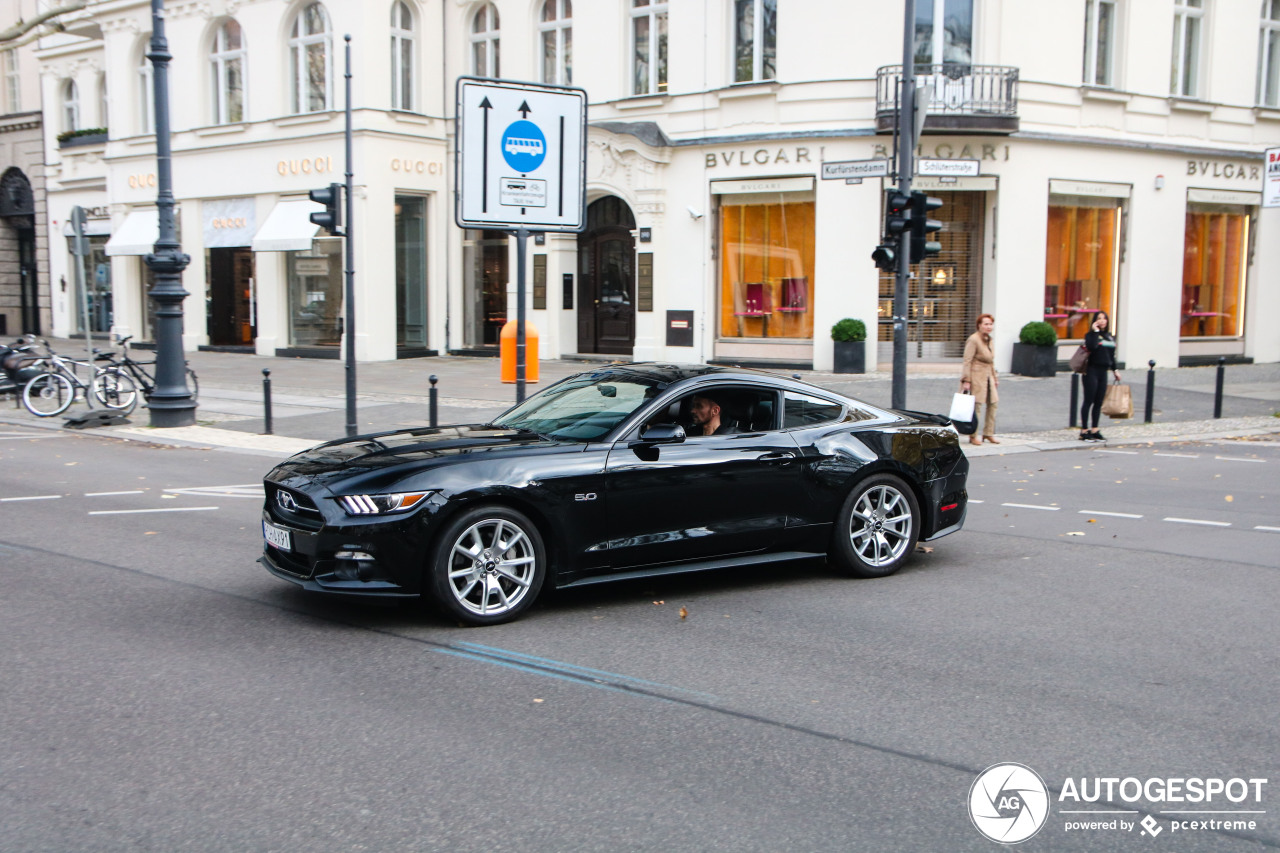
[261,364,968,625]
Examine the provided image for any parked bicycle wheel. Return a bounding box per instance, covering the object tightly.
[92,369,139,414]
[23,372,74,417]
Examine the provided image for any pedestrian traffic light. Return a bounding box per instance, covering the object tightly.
[909,191,943,263]
[871,243,896,272]
[309,183,343,235]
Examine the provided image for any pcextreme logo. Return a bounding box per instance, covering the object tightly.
[969,763,1051,844]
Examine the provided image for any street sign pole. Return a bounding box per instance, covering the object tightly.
[343,34,356,437]
[514,227,528,403]
[893,0,916,411]
[69,205,92,359]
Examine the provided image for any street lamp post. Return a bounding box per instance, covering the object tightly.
[144,0,196,427]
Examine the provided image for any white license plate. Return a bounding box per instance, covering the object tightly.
[263,520,293,552]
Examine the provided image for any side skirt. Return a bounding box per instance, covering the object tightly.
[557,551,826,589]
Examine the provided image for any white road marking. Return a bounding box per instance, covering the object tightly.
[89,506,220,516]
[85,490,145,497]
[0,433,66,440]
[1095,449,1139,455]
[0,495,62,502]
[1079,510,1144,519]
[968,499,984,504]
[164,484,263,498]
[1002,503,1060,511]
[1254,526,1280,533]
[1163,517,1231,528]
[1214,455,1264,463]
[1154,452,1199,458]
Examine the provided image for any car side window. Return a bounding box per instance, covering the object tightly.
[652,387,778,437]
[782,391,848,428]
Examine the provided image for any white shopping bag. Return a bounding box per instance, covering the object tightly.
[949,391,976,423]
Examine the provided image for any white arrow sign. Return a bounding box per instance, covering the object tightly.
[456,77,587,231]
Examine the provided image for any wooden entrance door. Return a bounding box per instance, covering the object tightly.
[209,247,256,346]
[577,197,636,355]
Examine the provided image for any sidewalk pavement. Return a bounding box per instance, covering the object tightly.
[2,337,1277,458]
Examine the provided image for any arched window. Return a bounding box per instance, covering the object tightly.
[471,3,500,78]
[62,79,80,132]
[211,19,246,123]
[138,43,154,134]
[539,0,572,85]
[1259,0,1280,106]
[390,1,415,110]
[289,2,332,113]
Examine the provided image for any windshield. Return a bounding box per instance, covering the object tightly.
[493,374,662,441]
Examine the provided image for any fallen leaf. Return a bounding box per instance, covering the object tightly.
[1064,532,1086,536]
[65,462,78,466]
[533,698,544,704]
[1087,518,1096,523]
[678,606,688,620]
[915,544,934,553]
[144,531,157,535]
[653,600,664,605]
[1225,495,1233,502]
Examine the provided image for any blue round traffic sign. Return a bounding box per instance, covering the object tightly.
[501,120,547,173]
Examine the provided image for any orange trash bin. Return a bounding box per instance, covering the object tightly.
[499,320,539,384]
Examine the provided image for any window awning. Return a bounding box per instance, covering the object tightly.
[104,209,159,256]
[251,199,324,252]
[61,218,112,238]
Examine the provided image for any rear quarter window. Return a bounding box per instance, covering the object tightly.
[783,392,846,428]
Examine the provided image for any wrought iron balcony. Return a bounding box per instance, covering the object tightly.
[876,64,1019,134]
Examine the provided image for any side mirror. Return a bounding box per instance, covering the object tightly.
[638,423,686,444]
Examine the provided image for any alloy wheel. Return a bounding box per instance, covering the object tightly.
[847,483,914,568]
[445,517,539,617]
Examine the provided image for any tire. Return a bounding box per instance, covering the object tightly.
[829,473,921,578]
[185,367,199,402]
[92,369,139,414]
[428,505,547,626]
[22,372,74,417]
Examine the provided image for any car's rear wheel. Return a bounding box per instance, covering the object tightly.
[829,473,920,578]
[428,505,546,625]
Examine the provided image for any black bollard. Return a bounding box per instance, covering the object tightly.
[1144,360,1156,424]
[262,368,273,435]
[1069,372,1079,428]
[429,374,438,428]
[1214,356,1225,419]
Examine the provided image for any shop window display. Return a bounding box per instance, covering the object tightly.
[287,238,343,346]
[719,199,814,340]
[1181,206,1248,338]
[1043,198,1120,341]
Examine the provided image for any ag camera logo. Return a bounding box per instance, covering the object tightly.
[969,763,1050,844]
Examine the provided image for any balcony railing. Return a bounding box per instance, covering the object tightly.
[876,64,1019,134]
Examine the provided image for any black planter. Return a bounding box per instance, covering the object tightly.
[59,132,108,149]
[832,340,866,374]
[1011,342,1057,377]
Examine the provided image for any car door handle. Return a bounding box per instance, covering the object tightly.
[757,451,797,464]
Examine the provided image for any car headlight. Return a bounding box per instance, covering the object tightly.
[337,491,433,516]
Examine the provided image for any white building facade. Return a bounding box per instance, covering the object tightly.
[33,0,1280,370]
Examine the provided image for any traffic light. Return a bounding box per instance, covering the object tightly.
[309,183,343,235]
[872,191,912,272]
[884,190,911,238]
[909,191,943,263]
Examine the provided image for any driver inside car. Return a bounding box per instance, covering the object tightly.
[688,392,740,436]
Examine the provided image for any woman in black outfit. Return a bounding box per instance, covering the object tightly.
[1080,310,1121,440]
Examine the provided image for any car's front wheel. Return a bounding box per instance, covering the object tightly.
[428,505,547,625]
[829,473,920,578]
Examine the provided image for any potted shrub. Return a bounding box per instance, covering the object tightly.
[57,127,109,148]
[1011,320,1058,377]
[831,318,867,374]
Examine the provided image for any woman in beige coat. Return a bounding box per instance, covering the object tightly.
[960,314,999,446]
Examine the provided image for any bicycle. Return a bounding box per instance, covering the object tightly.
[21,339,139,417]
[93,335,199,405]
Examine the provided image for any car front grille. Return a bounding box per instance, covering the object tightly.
[265,483,324,531]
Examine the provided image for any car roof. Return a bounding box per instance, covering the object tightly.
[572,362,797,385]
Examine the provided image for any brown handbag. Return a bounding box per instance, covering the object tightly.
[1101,382,1133,419]
[1068,345,1088,373]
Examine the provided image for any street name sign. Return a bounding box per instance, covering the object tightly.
[917,158,980,177]
[1265,147,1280,208]
[456,77,587,231]
[822,159,890,180]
